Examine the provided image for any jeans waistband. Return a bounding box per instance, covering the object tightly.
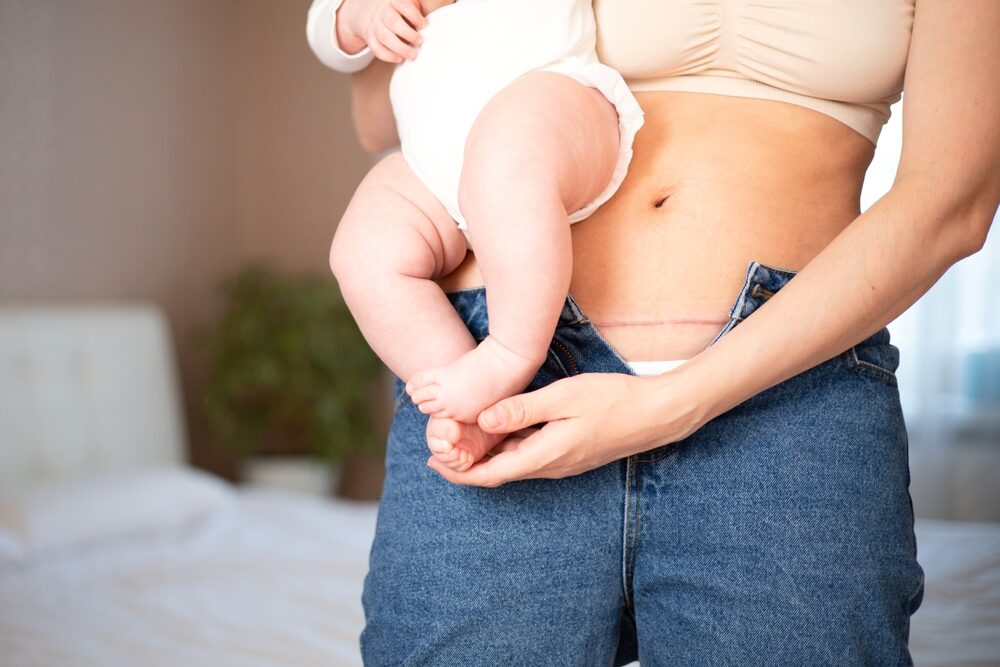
[559,260,799,328]
[447,260,801,344]
[726,260,799,321]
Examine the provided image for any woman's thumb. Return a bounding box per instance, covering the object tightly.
[478,381,566,433]
[478,396,529,432]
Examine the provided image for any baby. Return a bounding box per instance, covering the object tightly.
[330,0,643,471]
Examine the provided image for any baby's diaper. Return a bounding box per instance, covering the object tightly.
[389,0,643,231]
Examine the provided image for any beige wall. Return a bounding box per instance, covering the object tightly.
[0,0,371,475]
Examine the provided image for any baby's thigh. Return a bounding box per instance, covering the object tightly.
[461,72,620,212]
[361,384,627,665]
[337,153,467,276]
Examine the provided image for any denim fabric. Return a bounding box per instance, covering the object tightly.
[360,260,924,666]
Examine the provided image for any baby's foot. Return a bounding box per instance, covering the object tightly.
[426,416,504,472]
[406,336,540,423]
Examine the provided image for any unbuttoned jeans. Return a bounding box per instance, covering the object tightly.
[361,261,924,666]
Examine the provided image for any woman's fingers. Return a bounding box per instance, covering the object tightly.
[485,428,537,455]
[477,378,575,434]
[427,422,574,487]
[426,442,539,487]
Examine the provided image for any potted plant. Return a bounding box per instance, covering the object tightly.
[201,265,388,499]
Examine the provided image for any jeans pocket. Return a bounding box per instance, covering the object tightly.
[841,339,899,387]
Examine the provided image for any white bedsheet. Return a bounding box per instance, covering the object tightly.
[0,490,378,667]
[910,519,1000,667]
[0,495,997,667]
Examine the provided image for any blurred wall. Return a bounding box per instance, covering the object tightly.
[0,0,371,476]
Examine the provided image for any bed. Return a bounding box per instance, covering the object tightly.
[0,483,375,667]
[0,306,997,666]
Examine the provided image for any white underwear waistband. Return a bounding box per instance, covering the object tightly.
[624,359,689,377]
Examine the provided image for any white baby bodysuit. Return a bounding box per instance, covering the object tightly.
[387,0,644,230]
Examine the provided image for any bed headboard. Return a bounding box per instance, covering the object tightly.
[0,305,186,489]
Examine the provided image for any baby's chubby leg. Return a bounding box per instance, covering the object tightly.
[330,152,471,380]
[406,72,621,426]
[330,154,504,470]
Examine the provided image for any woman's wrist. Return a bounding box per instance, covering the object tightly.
[646,354,733,443]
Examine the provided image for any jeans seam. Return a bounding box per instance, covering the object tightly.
[627,468,640,605]
[550,338,578,376]
[636,443,679,464]
[621,456,634,609]
[563,292,591,325]
[727,259,768,320]
[843,346,898,387]
[907,570,925,609]
[707,317,739,348]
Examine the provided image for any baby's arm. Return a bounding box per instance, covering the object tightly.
[337,0,427,64]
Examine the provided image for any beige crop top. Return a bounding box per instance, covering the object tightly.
[307,0,915,145]
[594,0,915,144]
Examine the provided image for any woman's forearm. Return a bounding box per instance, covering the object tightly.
[668,0,1000,429]
[669,174,996,425]
[350,60,400,154]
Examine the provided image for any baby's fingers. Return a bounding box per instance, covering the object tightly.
[391,0,427,30]
[385,10,423,49]
[368,34,404,64]
[375,23,418,61]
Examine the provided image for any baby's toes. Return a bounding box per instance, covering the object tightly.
[427,435,453,456]
[406,368,439,396]
[409,384,443,409]
[417,399,449,417]
[428,417,462,444]
[452,449,476,472]
[433,446,462,466]
[457,426,502,461]
[446,448,473,472]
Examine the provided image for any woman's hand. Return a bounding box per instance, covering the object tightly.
[339,0,427,63]
[426,371,711,487]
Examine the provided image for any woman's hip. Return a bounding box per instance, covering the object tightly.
[365,260,921,662]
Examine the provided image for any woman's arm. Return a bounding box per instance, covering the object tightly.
[350,60,400,154]
[428,0,1000,487]
[307,0,426,152]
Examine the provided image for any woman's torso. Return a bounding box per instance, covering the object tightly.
[438,0,913,362]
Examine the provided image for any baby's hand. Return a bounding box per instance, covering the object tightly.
[419,0,455,14]
[342,0,427,64]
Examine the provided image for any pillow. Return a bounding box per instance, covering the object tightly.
[0,527,25,566]
[0,466,234,556]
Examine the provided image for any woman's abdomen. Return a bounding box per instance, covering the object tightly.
[437,91,877,361]
[569,91,876,360]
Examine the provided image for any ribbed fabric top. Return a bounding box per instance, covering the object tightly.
[594,0,915,145]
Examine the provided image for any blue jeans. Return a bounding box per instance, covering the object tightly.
[361,261,925,666]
